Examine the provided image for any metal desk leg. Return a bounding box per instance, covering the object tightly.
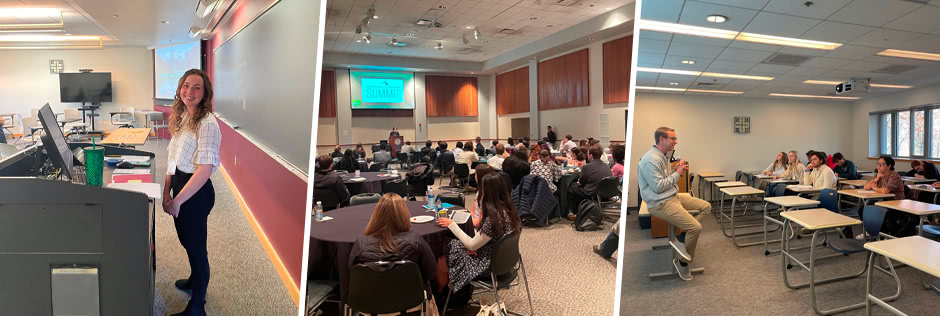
[722,195,765,239]
[650,222,705,280]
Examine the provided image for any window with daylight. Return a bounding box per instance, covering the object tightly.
[898,111,910,157]
[872,106,939,160]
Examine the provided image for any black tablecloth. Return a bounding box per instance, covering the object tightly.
[557,172,580,217]
[339,171,401,194]
[308,201,473,303]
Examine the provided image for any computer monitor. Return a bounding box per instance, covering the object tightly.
[37,103,73,180]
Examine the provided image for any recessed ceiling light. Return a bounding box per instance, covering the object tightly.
[161,20,170,24]
[112,15,119,18]
[373,15,378,19]
[637,67,775,80]
[706,15,728,23]
[669,82,679,85]
[607,8,612,10]
[466,26,472,29]
[769,93,859,100]
[877,49,940,62]
[637,86,743,94]
[681,60,695,64]
[638,19,842,50]
[435,42,443,49]
[356,39,361,42]
[802,80,912,89]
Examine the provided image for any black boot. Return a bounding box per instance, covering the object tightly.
[174,278,193,295]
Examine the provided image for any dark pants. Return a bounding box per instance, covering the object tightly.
[598,232,618,258]
[171,169,215,311]
[0,124,6,144]
[568,183,591,215]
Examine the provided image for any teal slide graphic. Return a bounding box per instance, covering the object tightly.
[361,78,404,103]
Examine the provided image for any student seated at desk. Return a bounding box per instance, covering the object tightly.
[349,193,436,290]
[831,152,858,180]
[905,160,940,180]
[801,151,837,189]
[776,150,805,181]
[848,156,905,239]
[762,152,788,176]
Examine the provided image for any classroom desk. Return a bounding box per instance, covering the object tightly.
[696,172,724,201]
[875,199,940,237]
[761,196,820,254]
[780,209,894,315]
[742,170,764,186]
[752,174,774,188]
[840,179,869,189]
[718,186,764,242]
[703,176,728,204]
[786,185,823,198]
[714,181,747,210]
[864,236,939,316]
[907,184,940,204]
[900,176,933,185]
[837,189,895,214]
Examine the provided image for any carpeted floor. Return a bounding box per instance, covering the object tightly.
[618,204,940,315]
[141,139,297,316]
[312,178,619,316]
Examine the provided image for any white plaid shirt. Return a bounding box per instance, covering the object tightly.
[166,114,222,175]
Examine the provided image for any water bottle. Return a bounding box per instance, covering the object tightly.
[314,201,323,222]
[436,203,445,219]
[427,186,435,210]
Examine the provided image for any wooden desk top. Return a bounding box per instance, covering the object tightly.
[786,185,823,193]
[703,177,728,183]
[699,172,724,178]
[715,181,747,188]
[769,179,799,184]
[764,196,821,208]
[840,179,869,187]
[101,128,150,145]
[754,174,774,179]
[720,186,764,196]
[875,199,940,216]
[865,236,940,278]
[780,208,861,230]
[908,184,940,193]
[837,189,895,200]
[900,176,934,184]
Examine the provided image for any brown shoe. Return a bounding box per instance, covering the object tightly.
[567,214,577,221]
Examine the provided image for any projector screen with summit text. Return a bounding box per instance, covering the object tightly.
[350,71,415,109]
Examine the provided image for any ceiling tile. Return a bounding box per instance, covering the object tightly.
[667,42,727,58]
[828,0,922,28]
[640,0,685,22]
[694,0,771,10]
[670,34,733,47]
[776,46,829,57]
[842,60,892,72]
[893,34,940,54]
[763,0,853,20]
[800,21,875,44]
[882,5,940,33]
[639,38,671,54]
[742,12,822,38]
[707,60,758,71]
[639,30,674,41]
[638,53,666,67]
[727,40,783,53]
[800,57,856,69]
[786,67,831,76]
[717,47,775,62]
[748,63,797,74]
[663,55,712,70]
[849,28,923,48]
[824,44,885,60]
[676,1,760,31]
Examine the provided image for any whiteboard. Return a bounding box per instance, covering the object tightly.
[212,0,320,172]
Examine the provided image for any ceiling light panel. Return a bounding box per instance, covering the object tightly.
[802,80,913,88]
[876,49,940,62]
[639,19,842,51]
[768,93,860,100]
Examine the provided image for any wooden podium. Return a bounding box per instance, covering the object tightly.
[389,135,404,153]
[650,162,690,238]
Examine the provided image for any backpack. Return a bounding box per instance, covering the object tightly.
[575,199,603,231]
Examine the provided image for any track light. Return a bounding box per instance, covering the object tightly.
[362,33,371,44]
[473,27,480,40]
[435,42,443,50]
[390,37,398,45]
[462,34,469,45]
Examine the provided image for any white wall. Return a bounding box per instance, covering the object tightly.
[627,92,854,207]
[851,85,940,171]
[0,47,153,132]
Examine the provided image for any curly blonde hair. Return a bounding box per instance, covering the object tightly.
[169,69,214,134]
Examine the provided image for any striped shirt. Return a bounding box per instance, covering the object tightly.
[166,114,222,175]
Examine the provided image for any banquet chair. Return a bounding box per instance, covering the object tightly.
[313,189,341,211]
[382,179,408,198]
[349,193,381,206]
[443,232,532,316]
[347,260,428,316]
[436,192,466,208]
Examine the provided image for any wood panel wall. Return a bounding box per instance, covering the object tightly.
[319,70,336,118]
[496,66,530,115]
[538,49,590,111]
[425,75,478,117]
[603,35,632,104]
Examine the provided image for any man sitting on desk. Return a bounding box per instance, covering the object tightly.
[831,152,858,180]
[905,160,940,180]
[373,143,392,165]
[801,151,837,189]
[314,155,350,206]
[638,127,711,281]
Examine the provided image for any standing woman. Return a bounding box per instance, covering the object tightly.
[163,69,221,316]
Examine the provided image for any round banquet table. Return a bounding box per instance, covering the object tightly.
[338,171,402,195]
[308,201,474,303]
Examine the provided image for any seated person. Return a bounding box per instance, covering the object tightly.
[488,140,499,153]
[313,155,350,206]
[437,142,455,168]
[474,137,486,156]
[611,145,625,179]
[469,162,498,189]
[335,149,359,172]
[400,141,414,154]
[527,144,541,162]
[762,152,788,176]
[487,144,506,170]
[776,150,805,181]
[594,219,620,260]
[531,149,562,192]
[353,143,367,159]
[330,145,344,158]
[502,149,531,189]
[457,142,479,166]
[850,156,906,239]
[567,145,613,219]
[373,143,392,165]
[567,147,587,168]
[349,193,436,290]
[906,160,940,180]
[800,151,837,189]
[559,134,577,154]
[452,141,464,157]
[831,152,858,180]
[436,173,523,303]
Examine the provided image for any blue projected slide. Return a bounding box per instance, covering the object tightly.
[361,78,404,103]
[154,41,201,100]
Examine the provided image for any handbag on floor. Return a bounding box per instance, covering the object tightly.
[475,302,507,316]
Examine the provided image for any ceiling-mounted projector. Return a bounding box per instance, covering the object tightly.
[835,78,871,95]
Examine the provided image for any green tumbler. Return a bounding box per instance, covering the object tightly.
[84,147,104,186]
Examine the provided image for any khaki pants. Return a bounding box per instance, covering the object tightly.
[647,194,712,260]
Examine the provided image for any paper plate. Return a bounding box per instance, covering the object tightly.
[410,215,435,223]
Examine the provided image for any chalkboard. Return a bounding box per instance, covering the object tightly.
[212,0,319,173]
